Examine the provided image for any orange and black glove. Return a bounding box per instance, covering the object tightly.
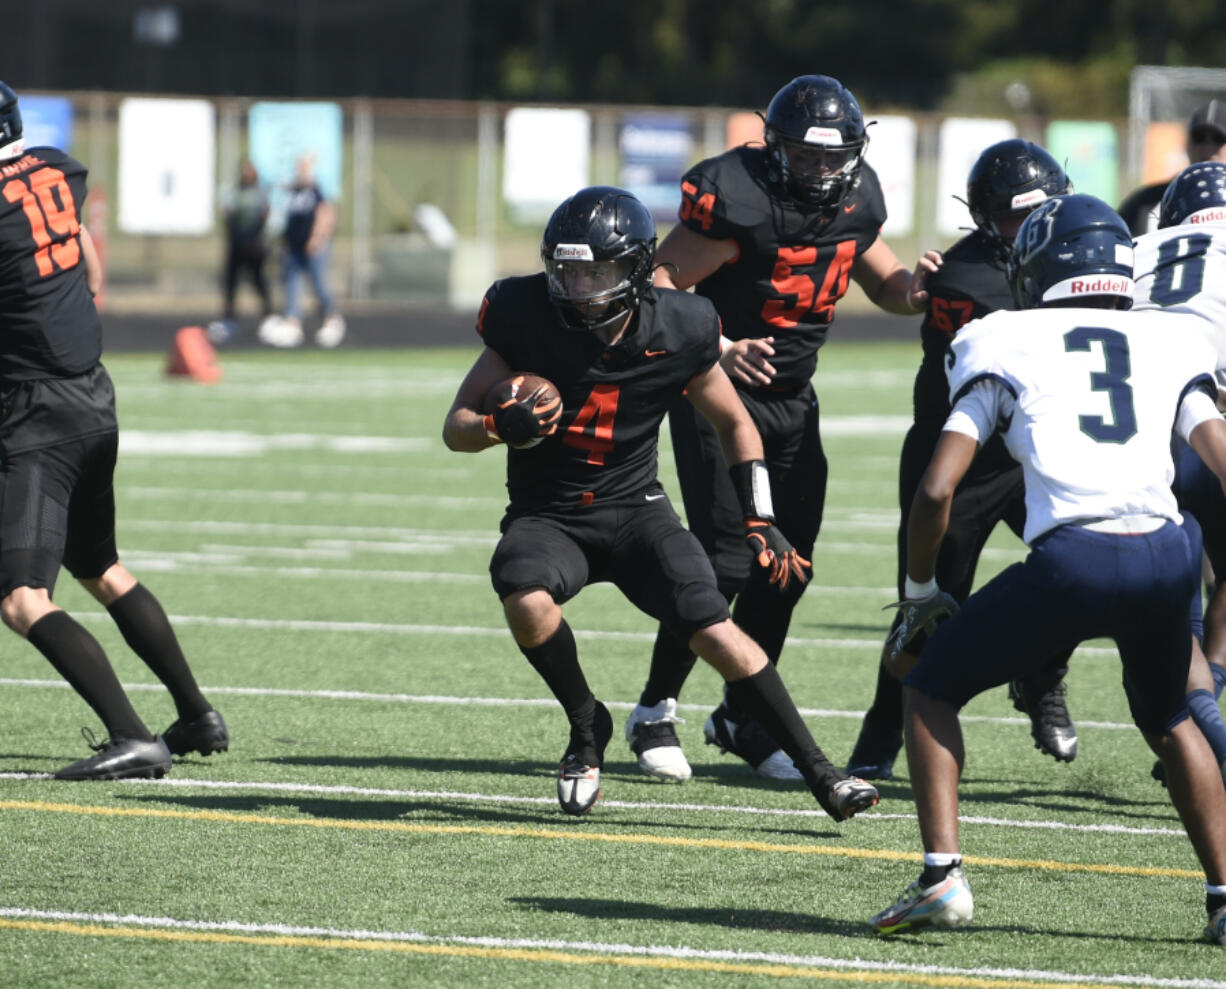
[484,378,562,449]
[730,460,811,590]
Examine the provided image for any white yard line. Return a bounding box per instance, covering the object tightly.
[0,906,1218,988]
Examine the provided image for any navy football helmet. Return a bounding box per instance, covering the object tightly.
[541,186,656,331]
[0,81,23,162]
[967,139,1071,264]
[1158,161,1226,228]
[1007,194,1135,310]
[763,75,868,210]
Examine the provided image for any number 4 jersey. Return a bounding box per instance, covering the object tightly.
[676,145,887,390]
[477,274,721,514]
[0,147,101,382]
[943,307,1218,544]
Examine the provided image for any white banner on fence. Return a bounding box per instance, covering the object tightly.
[936,117,1017,236]
[864,114,917,237]
[503,107,590,224]
[118,98,216,234]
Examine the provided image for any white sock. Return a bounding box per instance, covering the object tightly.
[923,852,962,868]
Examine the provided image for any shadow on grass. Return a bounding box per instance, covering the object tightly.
[509,895,863,937]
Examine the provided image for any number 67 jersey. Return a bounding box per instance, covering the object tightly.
[1132,220,1226,371]
[0,147,101,382]
[944,307,1219,545]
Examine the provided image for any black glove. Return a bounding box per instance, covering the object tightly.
[883,590,958,666]
[490,383,562,449]
[744,518,811,590]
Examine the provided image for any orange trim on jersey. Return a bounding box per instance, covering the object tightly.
[581,492,594,506]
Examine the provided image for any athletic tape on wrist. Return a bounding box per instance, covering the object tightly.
[730,459,775,521]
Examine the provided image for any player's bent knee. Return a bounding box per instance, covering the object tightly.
[502,587,561,646]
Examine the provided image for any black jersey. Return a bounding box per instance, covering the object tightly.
[675,145,887,389]
[0,148,102,383]
[912,230,1015,428]
[478,274,721,512]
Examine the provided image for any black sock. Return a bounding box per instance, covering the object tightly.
[107,583,210,721]
[639,625,699,707]
[865,657,904,729]
[920,858,963,887]
[519,620,595,736]
[724,664,837,790]
[27,610,153,742]
[1210,891,1226,915]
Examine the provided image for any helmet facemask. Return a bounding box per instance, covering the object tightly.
[767,127,866,210]
[544,244,653,332]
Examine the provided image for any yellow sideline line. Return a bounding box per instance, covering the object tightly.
[0,799,1202,879]
[0,918,1139,989]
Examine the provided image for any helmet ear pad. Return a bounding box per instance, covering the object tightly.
[540,186,657,331]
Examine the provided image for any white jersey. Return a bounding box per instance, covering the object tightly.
[944,307,1218,544]
[1132,220,1226,371]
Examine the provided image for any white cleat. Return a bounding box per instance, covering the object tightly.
[624,698,692,782]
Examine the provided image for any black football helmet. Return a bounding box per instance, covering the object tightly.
[1158,161,1226,228]
[0,81,23,162]
[967,139,1071,265]
[1007,194,1135,310]
[763,75,868,210]
[540,186,656,331]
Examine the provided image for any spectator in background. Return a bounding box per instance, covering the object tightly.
[265,153,345,348]
[1118,100,1226,236]
[210,159,272,345]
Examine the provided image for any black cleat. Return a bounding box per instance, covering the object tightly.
[818,775,880,821]
[54,731,173,781]
[1009,678,1077,762]
[163,709,230,757]
[557,701,614,816]
[846,713,903,781]
[703,702,802,780]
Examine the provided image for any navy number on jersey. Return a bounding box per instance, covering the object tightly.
[563,384,620,465]
[762,240,856,328]
[1,167,82,277]
[1148,233,1210,306]
[1064,326,1137,444]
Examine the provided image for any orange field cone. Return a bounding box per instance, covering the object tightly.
[165,326,222,384]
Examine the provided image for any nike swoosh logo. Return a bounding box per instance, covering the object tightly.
[644,349,667,357]
[843,203,856,213]
[645,493,667,501]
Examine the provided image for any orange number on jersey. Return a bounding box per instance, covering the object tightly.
[929,297,976,338]
[2,167,81,277]
[761,240,856,328]
[563,384,620,465]
[678,180,716,232]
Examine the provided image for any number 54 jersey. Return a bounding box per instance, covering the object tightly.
[945,307,1218,544]
[1132,220,1226,371]
[676,146,887,390]
[0,147,101,382]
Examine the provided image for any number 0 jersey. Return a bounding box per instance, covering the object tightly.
[0,147,102,383]
[477,275,721,513]
[1132,221,1226,371]
[944,307,1218,544]
[675,145,887,389]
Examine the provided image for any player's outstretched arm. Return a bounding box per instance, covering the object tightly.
[852,236,941,314]
[907,429,979,583]
[442,346,516,452]
[653,223,738,292]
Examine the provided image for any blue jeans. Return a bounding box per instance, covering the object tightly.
[283,245,333,319]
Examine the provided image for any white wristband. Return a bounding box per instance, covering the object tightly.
[905,575,939,599]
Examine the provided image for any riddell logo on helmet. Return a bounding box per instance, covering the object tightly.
[1190,208,1226,224]
[1070,277,1130,294]
[802,126,843,146]
[553,244,595,260]
[1011,188,1048,210]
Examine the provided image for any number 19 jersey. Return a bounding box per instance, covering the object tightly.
[0,147,101,383]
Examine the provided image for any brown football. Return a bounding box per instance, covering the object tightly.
[483,373,561,413]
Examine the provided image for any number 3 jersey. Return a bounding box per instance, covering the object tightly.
[675,145,887,390]
[0,147,102,382]
[943,307,1219,544]
[1132,220,1226,371]
[477,274,721,513]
